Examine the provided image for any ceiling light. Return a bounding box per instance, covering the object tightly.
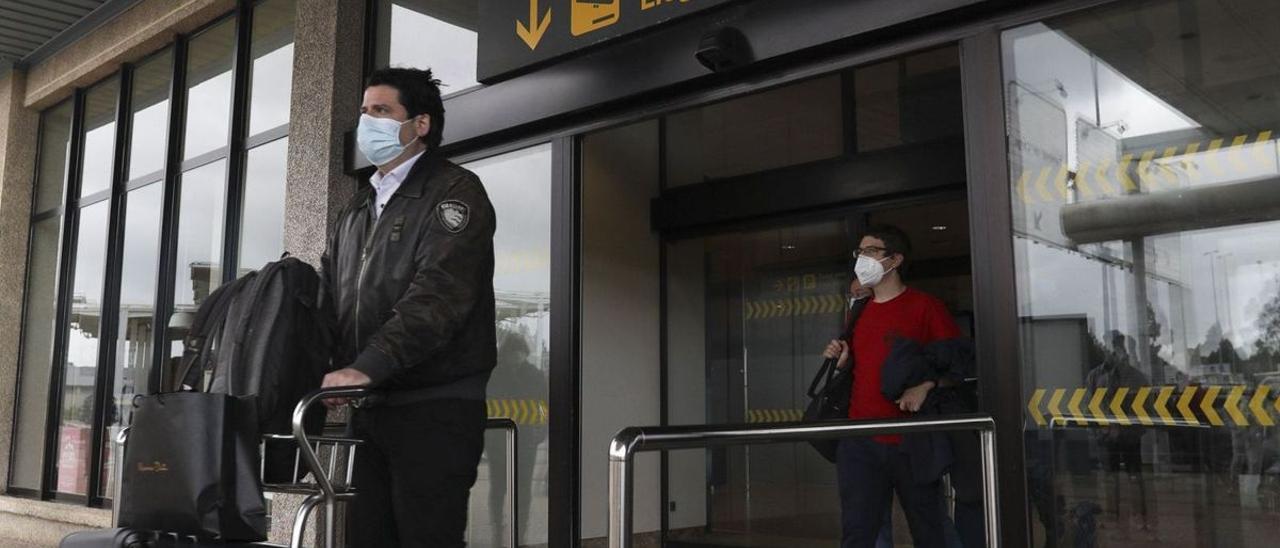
[931,225,948,231]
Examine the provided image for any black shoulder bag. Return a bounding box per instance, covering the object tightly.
[803,295,868,463]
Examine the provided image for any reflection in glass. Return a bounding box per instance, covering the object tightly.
[1006,2,1280,546]
[101,183,164,497]
[10,218,64,490]
[462,144,551,547]
[247,0,295,136]
[238,138,288,271]
[376,0,478,93]
[79,77,121,198]
[127,49,173,182]
[34,101,74,212]
[182,19,236,161]
[166,161,227,374]
[54,201,111,495]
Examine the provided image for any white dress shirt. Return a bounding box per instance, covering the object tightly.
[369,150,425,220]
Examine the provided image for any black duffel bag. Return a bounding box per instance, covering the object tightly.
[803,357,853,463]
[118,391,266,541]
[803,294,867,463]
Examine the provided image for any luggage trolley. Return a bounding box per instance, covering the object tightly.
[112,387,520,548]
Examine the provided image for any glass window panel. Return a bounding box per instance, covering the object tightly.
[54,200,111,495]
[100,182,164,497]
[165,161,227,378]
[127,49,174,182]
[1006,2,1280,546]
[182,19,236,161]
[247,0,296,136]
[460,143,551,547]
[238,138,288,272]
[79,77,120,198]
[376,0,478,94]
[9,217,64,490]
[34,102,74,213]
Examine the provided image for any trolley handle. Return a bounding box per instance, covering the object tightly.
[292,387,373,497]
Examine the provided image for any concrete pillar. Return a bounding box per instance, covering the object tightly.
[282,0,365,266]
[268,1,365,543]
[0,67,40,491]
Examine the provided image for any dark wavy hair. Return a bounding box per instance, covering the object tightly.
[862,224,913,261]
[365,67,445,149]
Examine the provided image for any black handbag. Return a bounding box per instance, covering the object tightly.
[803,357,853,463]
[803,294,867,463]
[118,391,267,541]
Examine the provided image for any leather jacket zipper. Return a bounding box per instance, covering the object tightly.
[355,203,388,348]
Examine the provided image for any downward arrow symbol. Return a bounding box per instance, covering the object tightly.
[517,0,552,50]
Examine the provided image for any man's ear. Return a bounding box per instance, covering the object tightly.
[415,114,432,139]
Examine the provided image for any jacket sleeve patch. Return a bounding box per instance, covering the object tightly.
[436,200,470,233]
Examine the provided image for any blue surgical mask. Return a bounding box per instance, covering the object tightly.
[357,114,415,167]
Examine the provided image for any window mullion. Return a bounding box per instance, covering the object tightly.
[41,88,88,499]
[150,36,189,394]
[86,62,135,506]
[222,0,255,284]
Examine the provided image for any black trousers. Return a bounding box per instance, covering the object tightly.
[837,438,946,548]
[346,398,487,548]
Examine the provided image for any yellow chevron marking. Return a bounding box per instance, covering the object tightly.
[1047,388,1065,424]
[1238,386,1266,427]
[1205,139,1224,176]
[1155,387,1175,426]
[1137,149,1157,192]
[1275,391,1280,415]
[1093,160,1116,196]
[1229,135,1250,172]
[1028,389,1046,427]
[1224,386,1249,426]
[1256,131,1274,168]
[1159,147,1180,189]
[1074,162,1094,199]
[1017,170,1032,204]
[1034,166,1054,203]
[1177,386,1200,425]
[1110,387,1131,425]
[1132,387,1154,426]
[1052,164,1070,200]
[1201,386,1224,426]
[1088,387,1110,425]
[1117,154,1137,192]
[1066,388,1088,426]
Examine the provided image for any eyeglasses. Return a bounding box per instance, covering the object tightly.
[851,246,889,258]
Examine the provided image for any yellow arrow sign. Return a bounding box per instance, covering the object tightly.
[1201,386,1224,426]
[1249,385,1274,426]
[1132,387,1153,426]
[1110,387,1131,425]
[516,0,552,50]
[1155,386,1175,425]
[1088,388,1109,425]
[1047,388,1065,425]
[1177,386,1200,425]
[1224,386,1249,426]
[1028,389,1046,427]
[1067,388,1087,426]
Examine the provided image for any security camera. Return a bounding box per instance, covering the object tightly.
[695,27,753,73]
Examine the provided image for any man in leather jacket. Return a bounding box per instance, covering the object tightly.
[319,67,496,548]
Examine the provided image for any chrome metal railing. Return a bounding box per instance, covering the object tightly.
[607,414,1000,548]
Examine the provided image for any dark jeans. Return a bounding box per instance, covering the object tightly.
[346,398,487,548]
[838,438,946,548]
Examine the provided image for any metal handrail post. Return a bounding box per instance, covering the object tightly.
[607,414,998,548]
[486,417,519,548]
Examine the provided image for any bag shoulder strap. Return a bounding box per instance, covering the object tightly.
[173,272,256,391]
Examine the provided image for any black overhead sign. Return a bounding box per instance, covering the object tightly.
[478,0,734,81]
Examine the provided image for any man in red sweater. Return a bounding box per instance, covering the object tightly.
[823,225,960,548]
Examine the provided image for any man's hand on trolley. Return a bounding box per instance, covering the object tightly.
[321,367,372,408]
